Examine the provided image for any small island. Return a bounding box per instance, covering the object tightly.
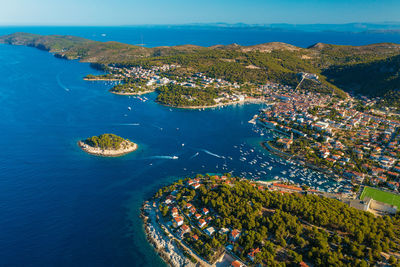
[78,133,137,157]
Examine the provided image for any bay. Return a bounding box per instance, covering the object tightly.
[0,26,398,266]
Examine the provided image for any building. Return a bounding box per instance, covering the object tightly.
[198,219,206,228]
[276,138,293,149]
[171,207,179,217]
[202,208,209,215]
[173,216,184,228]
[192,183,201,189]
[248,248,261,262]
[219,228,229,235]
[230,229,241,241]
[190,207,197,215]
[204,227,215,236]
[179,224,191,237]
[231,260,245,267]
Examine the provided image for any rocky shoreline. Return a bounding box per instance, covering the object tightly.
[78,140,137,157]
[109,89,155,96]
[83,77,122,81]
[140,202,195,267]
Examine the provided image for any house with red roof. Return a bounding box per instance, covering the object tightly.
[231,260,245,267]
[190,207,196,216]
[192,183,201,189]
[230,229,241,241]
[179,224,191,237]
[198,219,206,228]
[387,181,399,190]
[248,248,261,262]
[173,216,184,228]
[202,208,209,215]
[171,207,179,217]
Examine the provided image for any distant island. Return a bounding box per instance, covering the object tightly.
[78,133,137,157]
[142,174,400,267]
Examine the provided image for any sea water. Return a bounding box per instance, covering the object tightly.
[0,27,399,266]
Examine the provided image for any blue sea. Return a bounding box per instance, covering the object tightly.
[0,27,399,266]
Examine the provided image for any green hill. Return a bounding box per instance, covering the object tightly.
[2,32,400,105]
[323,54,400,107]
[83,133,128,150]
[154,175,400,266]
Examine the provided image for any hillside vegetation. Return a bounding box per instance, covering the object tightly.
[2,32,400,105]
[83,133,128,150]
[156,175,400,266]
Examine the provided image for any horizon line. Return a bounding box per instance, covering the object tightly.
[1,21,400,27]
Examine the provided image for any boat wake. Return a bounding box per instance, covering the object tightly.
[201,149,225,159]
[190,152,199,159]
[148,155,179,160]
[152,124,163,130]
[56,72,70,92]
[119,123,140,126]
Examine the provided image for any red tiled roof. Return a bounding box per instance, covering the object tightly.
[273,183,302,191]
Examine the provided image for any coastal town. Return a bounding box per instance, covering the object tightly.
[85,64,251,107]
[2,0,400,265]
[256,82,400,196]
[142,174,400,267]
[85,63,400,198]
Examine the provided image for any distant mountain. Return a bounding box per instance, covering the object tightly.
[141,22,400,33]
[2,32,400,106]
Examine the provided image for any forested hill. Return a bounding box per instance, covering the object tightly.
[2,32,400,104]
[323,53,400,107]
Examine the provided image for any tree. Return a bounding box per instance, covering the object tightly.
[162,206,169,217]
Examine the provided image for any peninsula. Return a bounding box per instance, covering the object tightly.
[2,32,400,109]
[108,78,156,95]
[78,133,137,157]
[142,174,400,267]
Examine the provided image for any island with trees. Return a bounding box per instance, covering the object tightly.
[142,174,400,267]
[78,133,137,157]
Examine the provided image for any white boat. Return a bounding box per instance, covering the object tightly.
[172,156,179,159]
[128,106,131,110]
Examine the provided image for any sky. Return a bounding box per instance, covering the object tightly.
[0,0,399,26]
